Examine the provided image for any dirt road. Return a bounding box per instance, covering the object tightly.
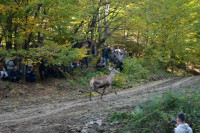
[0,76,200,133]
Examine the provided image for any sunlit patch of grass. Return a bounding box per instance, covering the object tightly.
[81,92,99,98]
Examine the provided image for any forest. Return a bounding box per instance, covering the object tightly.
[0,0,199,71]
[0,0,200,132]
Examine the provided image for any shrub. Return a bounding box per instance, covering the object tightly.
[108,90,200,133]
[122,58,149,82]
[113,74,126,88]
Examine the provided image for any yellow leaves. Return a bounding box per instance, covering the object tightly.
[13,16,42,35]
[13,16,40,26]
[126,3,134,8]
[0,4,21,14]
[0,4,6,13]
[188,0,200,8]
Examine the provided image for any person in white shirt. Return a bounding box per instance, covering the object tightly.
[0,67,9,80]
[115,46,121,53]
[174,113,193,133]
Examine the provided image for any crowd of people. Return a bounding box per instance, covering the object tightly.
[0,59,36,83]
[96,44,130,71]
[0,38,133,83]
[0,64,22,83]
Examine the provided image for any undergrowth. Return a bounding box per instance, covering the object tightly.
[122,58,150,84]
[64,57,173,92]
[108,89,200,133]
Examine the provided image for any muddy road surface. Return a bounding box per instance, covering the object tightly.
[0,76,200,133]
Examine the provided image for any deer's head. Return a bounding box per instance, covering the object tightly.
[108,67,120,74]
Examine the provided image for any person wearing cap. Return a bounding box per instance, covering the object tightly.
[174,113,193,133]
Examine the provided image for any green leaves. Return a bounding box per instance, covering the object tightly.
[122,58,149,82]
[109,90,200,132]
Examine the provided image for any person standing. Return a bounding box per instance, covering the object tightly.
[102,45,110,67]
[174,113,193,133]
[26,66,36,82]
[92,46,98,56]
[110,45,115,53]
[123,47,127,58]
[81,43,90,69]
[129,51,133,58]
[39,61,47,80]
[109,50,116,63]
[118,51,124,61]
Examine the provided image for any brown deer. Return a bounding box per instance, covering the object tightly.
[89,68,120,101]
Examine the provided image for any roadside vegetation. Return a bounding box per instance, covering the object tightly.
[108,87,200,133]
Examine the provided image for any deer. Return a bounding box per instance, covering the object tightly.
[89,68,120,101]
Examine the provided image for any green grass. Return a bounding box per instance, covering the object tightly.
[108,88,200,133]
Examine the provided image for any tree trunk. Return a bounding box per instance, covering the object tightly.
[21,63,26,81]
[98,0,102,45]
[37,32,41,44]
[14,25,18,50]
[0,37,2,45]
[104,1,110,38]
[90,15,97,49]
[24,4,42,49]
[136,31,140,58]
[6,16,13,50]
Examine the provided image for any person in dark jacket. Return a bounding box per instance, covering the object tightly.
[81,43,90,69]
[39,61,47,80]
[129,51,133,58]
[26,66,36,82]
[10,66,21,82]
[109,50,116,63]
[102,45,110,67]
[115,58,123,72]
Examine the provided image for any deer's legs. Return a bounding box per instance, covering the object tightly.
[102,86,106,95]
[109,85,117,95]
[101,86,106,100]
[90,87,93,101]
